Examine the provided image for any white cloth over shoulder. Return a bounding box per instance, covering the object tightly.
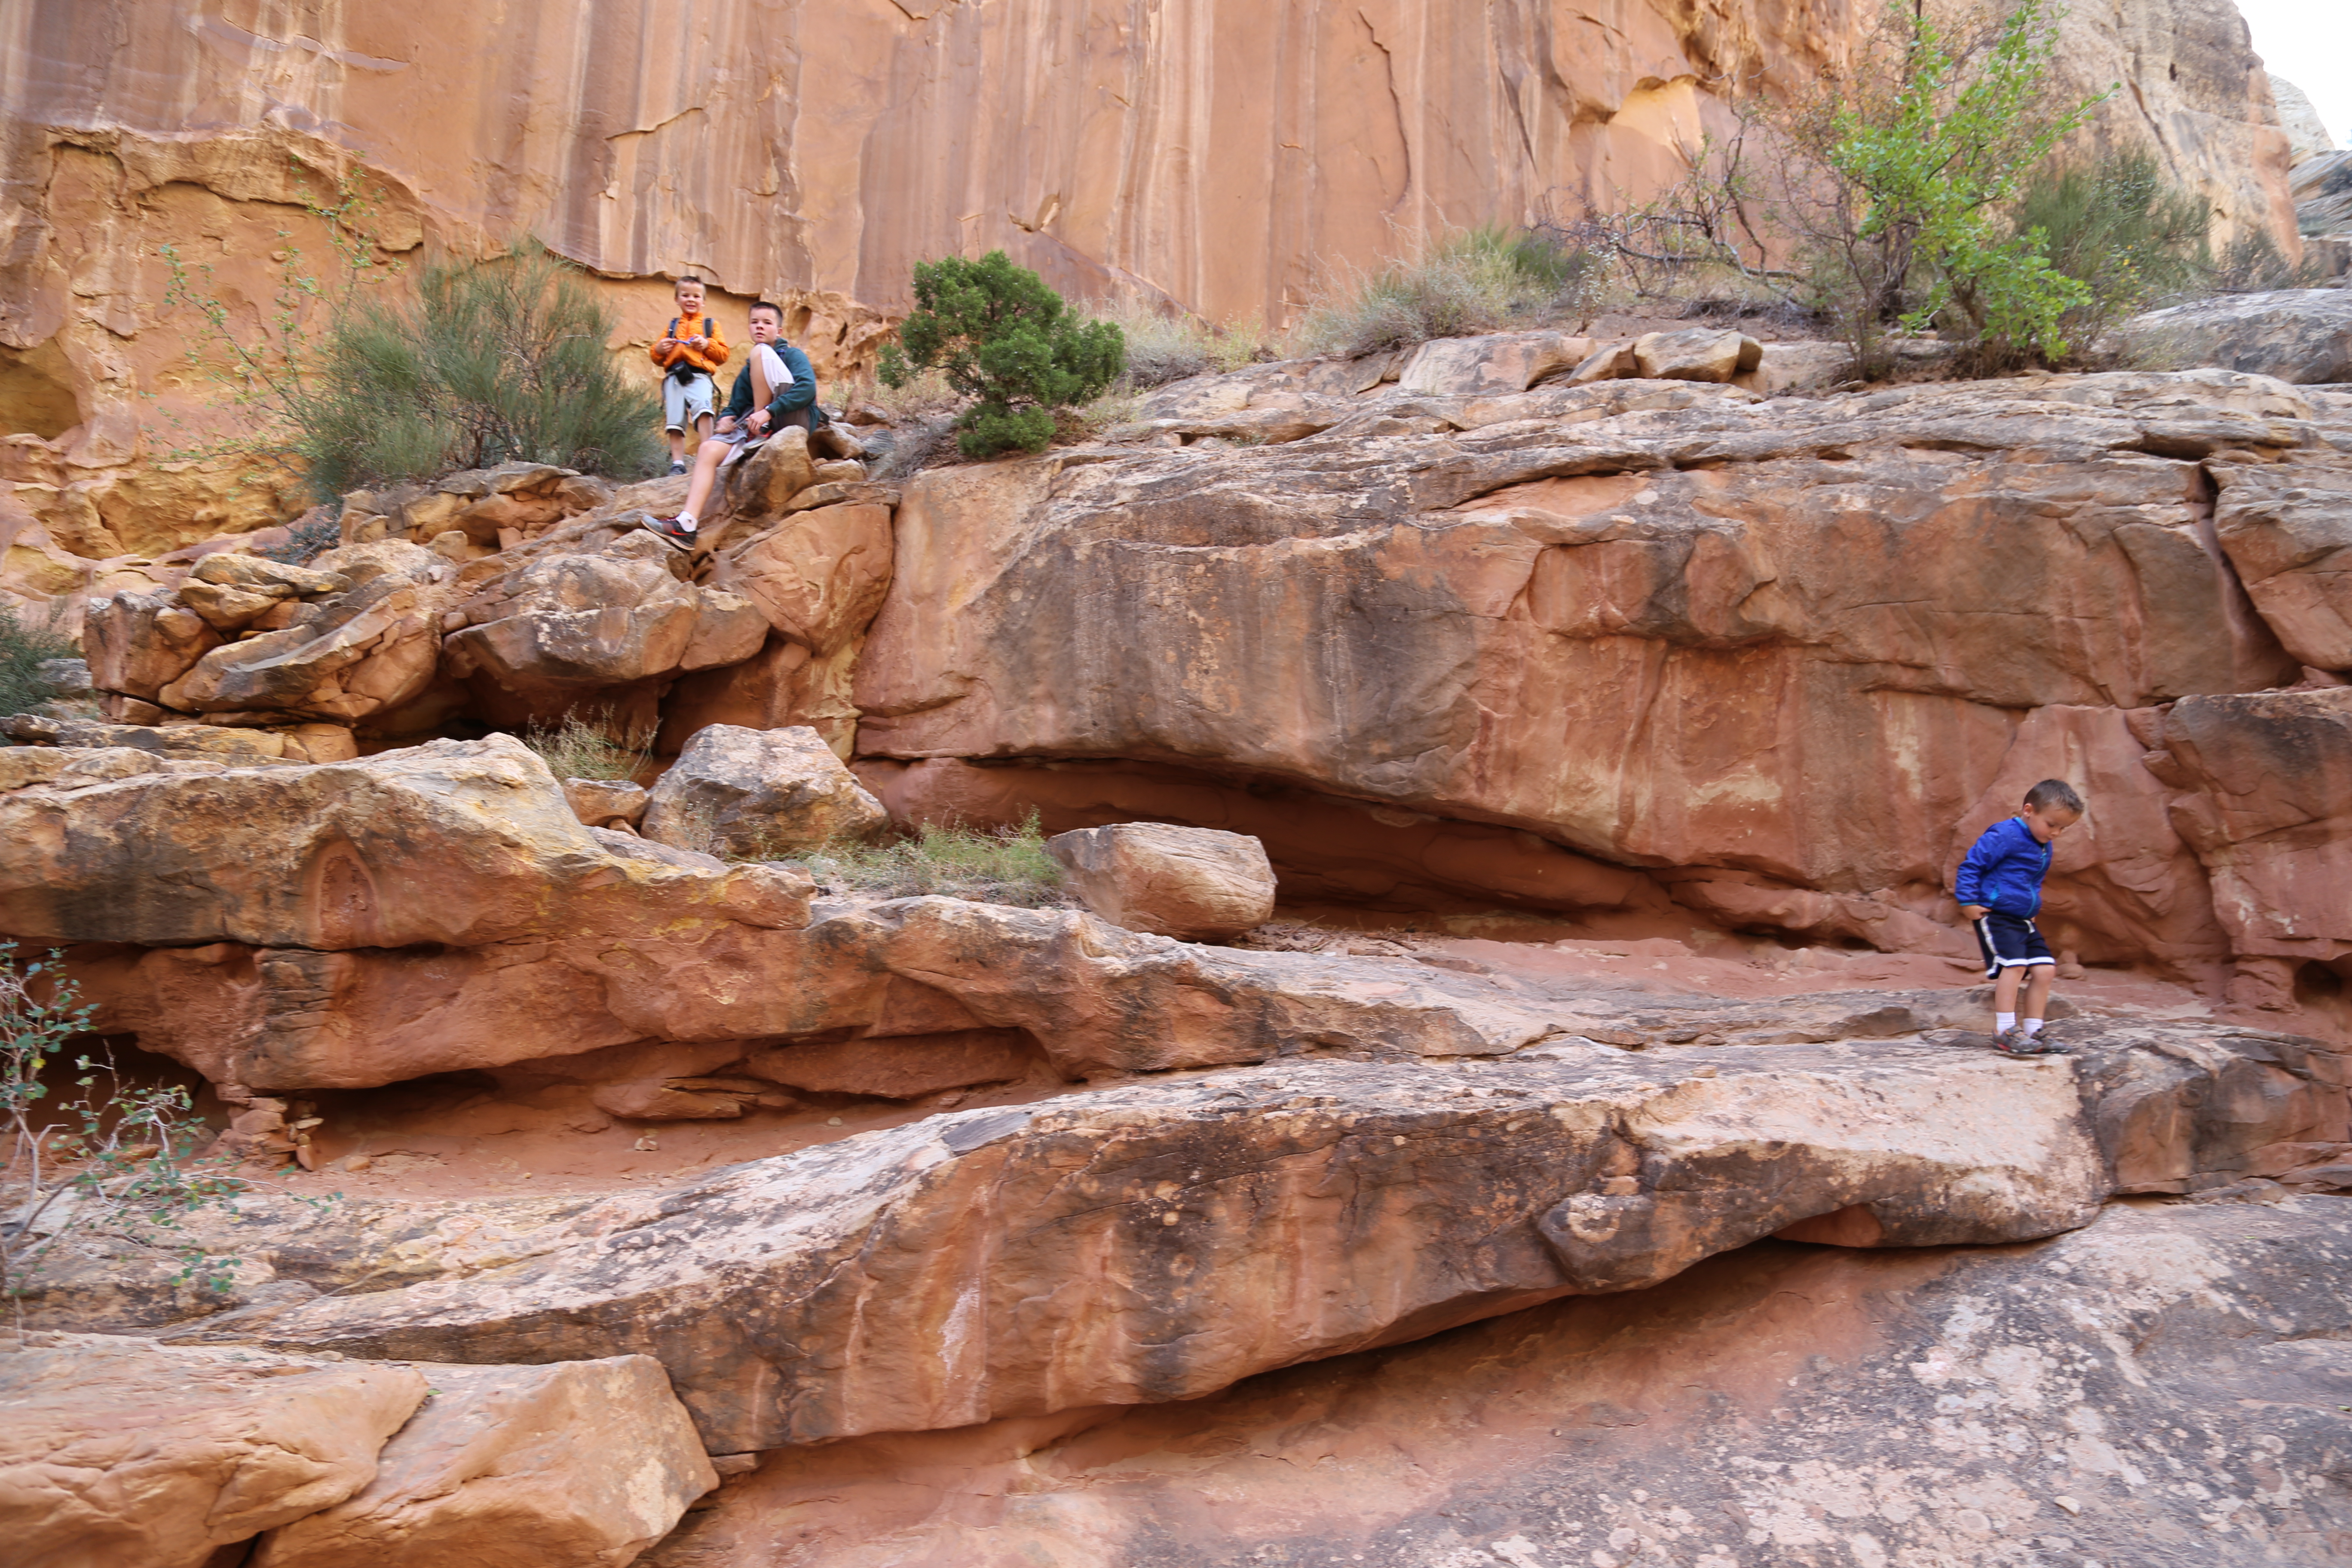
[753,343,794,387]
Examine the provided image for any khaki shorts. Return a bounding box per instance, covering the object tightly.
[662,372,716,435]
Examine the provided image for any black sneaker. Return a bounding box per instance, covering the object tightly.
[1993,1026,2073,1056]
[668,459,688,475]
[637,512,700,551]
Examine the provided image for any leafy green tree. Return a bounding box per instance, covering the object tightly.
[1755,0,2109,373]
[879,252,1124,458]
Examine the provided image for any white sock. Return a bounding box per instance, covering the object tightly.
[2021,1018,2044,1037]
[675,512,697,532]
[1996,1012,2017,1033]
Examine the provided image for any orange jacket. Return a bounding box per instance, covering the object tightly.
[651,314,730,376]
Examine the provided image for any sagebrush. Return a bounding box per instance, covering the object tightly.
[0,602,75,720]
[1297,226,1598,358]
[792,814,1073,909]
[297,240,661,494]
[521,711,649,783]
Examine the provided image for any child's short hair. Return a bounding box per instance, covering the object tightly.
[748,299,783,322]
[675,275,703,291]
[2024,778,2084,815]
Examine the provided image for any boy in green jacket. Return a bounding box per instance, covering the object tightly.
[643,300,826,548]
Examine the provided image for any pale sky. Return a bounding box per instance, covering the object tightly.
[2234,0,2350,150]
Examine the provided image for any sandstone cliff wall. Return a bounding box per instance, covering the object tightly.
[0,0,2306,554]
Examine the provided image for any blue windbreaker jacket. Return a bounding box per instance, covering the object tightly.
[1954,816,2054,917]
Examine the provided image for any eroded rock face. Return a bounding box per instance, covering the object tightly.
[1045,822,1276,940]
[0,1335,426,1568]
[249,1356,715,1568]
[2153,688,2352,971]
[202,1046,2110,1452]
[853,371,2323,965]
[641,723,887,856]
[67,893,1569,1092]
[2212,456,2352,672]
[159,543,457,722]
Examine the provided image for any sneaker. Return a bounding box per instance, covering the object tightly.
[1993,1027,2073,1057]
[668,459,688,475]
[636,512,699,551]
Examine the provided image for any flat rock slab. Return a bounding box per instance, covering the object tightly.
[644,1196,2352,1568]
[193,1045,2107,1452]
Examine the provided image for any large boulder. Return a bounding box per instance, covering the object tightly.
[157,542,457,722]
[1396,331,1593,396]
[0,1335,426,1568]
[1631,328,1762,382]
[82,590,222,705]
[642,723,886,857]
[708,501,894,654]
[442,532,765,692]
[249,1356,714,1568]
[2126,289,2352,384]
[1044,821,1276,940]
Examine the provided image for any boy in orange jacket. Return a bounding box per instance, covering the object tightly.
[650,276,729,475]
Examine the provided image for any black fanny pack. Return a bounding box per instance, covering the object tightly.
[668,361,708,385]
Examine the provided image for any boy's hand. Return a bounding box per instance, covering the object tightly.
[1959,904,1988,919]
[746,409,772,435]
[715,415,737,435]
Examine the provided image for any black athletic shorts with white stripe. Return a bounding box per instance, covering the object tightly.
[1975,911,2054,980]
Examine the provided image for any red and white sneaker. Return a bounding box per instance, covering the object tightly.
[637,512,700,551]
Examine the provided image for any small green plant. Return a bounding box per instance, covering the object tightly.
[0,602,76,720]
[879,252,1126,458]
[1297,225,1599,358]
[793,813,1073,908]
[521,711,648,783]
[1,954,250,1320]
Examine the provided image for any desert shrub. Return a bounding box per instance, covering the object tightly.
[520,711,648,783]
[2,954,251,1314]
[0,602,76,720]
[2209,227,2329,293]
[879,253,1126,459]
[792,813,1073,908]
[1103,300,1274,389]
[1297,226,1598,358]
[297,240,661,494]
[2008,150,2211,346]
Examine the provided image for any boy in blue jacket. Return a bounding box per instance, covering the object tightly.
[1954,779,2085,1056]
